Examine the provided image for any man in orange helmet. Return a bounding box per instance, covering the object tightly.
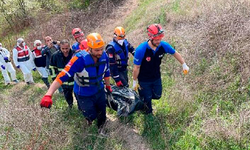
[106,26,135,87]
[132,24,189,114]
[40,33,111,132]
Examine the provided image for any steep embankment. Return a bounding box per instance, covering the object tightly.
[0,0,152,150]
[1,0,250,149]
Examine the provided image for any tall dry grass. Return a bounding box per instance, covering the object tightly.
[24,0,126,47]
[164,0,250,144]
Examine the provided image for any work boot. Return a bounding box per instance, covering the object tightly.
[42,77,50,89]
[86,119,92,126]
[141,103,152,115]
[97,119,108,137]
[98,127,108,137]
[5,82,10,85]
[26,81,34,85]
[68,104,73,109]
[13,80,19,84]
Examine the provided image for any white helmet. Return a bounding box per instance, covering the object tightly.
[34,40,42,47]
[17,38,24,45]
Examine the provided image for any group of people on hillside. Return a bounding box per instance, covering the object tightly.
[0,24,189,134]
[0,36,58,86]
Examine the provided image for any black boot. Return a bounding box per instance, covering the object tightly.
[42,77,50,88]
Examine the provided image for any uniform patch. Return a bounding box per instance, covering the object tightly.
[67,61,73,67]
[146,57,151,62]
[109,53,113,58]
[67,56,78,67]
[159,54,164,58]
[134,58,139,62]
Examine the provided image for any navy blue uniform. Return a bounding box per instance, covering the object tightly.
[72,42,80,53]
[133,41,175,114]
[50,49,74,107]
[106,38,134,86]
[55,51,110,127]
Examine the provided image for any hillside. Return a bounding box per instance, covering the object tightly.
[0,0,250,149]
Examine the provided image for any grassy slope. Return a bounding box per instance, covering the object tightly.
[1,0,250,149]
[123,0,250,149]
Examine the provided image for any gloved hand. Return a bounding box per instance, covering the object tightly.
[106,85,112,94]
[40,95,53,108]
[4,57,8,61]
[116,81,123,87]
[182,63,189,75]
[16,65,20,69]
[1,65,5,70]
[132,80,139,91]
[33,68,37,71]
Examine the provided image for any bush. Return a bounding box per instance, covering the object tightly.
[68,0,91,10]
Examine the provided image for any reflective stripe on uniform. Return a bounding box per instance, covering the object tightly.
[49,65,57,78]
[62,81,74,86]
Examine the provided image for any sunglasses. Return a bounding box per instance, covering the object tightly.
[118,35,125,38]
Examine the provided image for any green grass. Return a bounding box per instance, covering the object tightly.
[1,0,250,149]
[123,0,168,33]
[0,28,31,51]
[170,0,181,12]
[67,0,91,10]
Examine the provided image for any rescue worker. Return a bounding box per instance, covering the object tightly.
[13,38,36,84]
[71,28,87,53]
[32,40,50,88]
[0,43,18,85]
[132,24,190,114]
[79,39,88,51]
[49,39,74,108]
[40,33,112,132]
[106,27,135,87]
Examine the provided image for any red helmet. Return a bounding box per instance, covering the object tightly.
[72,28,84,39]
[147,24,164,40]
[79,39,88,50]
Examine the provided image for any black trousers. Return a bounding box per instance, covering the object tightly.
[62,85,74,106]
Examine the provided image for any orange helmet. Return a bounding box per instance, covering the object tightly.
[147,24,164,40]
[79,39,88,50]
[72,28,84,39]
[86,33,105,49]
[114,27,125,40]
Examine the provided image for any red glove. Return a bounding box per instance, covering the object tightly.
[106,85,112,93]
[40,95,53,108]
[116,81,123,87]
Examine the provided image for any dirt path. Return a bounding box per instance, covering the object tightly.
[106,115,151,150]
[1,83,151,149]
[93,0,151,149]
[94,0,139,42]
